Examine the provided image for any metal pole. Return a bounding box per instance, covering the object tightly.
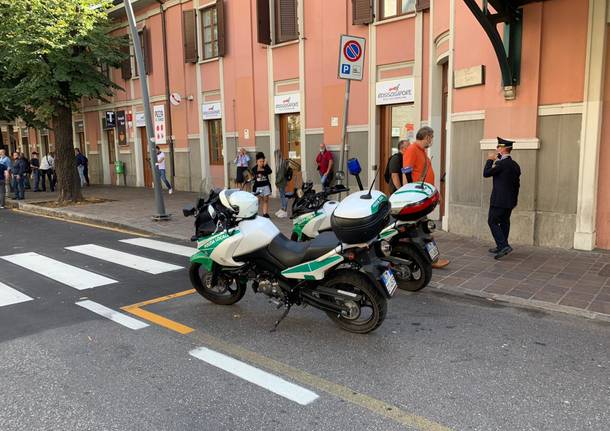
[338,79,351,186]
[125,0,169,220]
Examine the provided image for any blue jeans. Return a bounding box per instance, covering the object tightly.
[12,175,25,199]
[278,186,288,211]
[156,168,172,190]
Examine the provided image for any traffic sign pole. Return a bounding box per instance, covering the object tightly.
[338,79,350,188]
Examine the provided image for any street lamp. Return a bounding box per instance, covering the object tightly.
[124,0,170,221]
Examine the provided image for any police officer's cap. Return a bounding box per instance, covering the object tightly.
[496,137,514,148]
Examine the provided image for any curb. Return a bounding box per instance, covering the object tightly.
[8,199,610,324]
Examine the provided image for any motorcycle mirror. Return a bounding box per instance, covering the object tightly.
[183,205,196,217]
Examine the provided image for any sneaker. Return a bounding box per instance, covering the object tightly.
[488,247,499,254]
[169,188,173,195]
[494,246,513,260]
[274,209,283,217]
[277,209,288,218]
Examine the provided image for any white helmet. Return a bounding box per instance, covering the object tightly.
[219,189,258,219]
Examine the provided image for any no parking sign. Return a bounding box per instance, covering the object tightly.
[338,35,366,81]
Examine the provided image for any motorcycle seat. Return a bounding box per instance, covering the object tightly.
[268,231,340,269]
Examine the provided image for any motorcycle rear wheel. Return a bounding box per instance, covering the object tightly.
[393,245,432,292]
[321,271,387,334]
[189,263,247,305]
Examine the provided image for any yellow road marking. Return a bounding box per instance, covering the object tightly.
[11,208,151,237]
[190,331,452,431]
[122,305,194,334]
[125,289,196,308]
[122,289,196,334]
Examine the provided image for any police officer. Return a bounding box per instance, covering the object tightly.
[483,137,521,259]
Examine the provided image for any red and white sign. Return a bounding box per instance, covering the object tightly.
[170,92,182,106]
[338,35,366,81]
[153,105,166,144]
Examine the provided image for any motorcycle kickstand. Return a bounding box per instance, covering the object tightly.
[270,303,292,333]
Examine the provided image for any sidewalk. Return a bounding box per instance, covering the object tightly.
[5,185,610,322]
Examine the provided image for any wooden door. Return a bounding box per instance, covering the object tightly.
[440,62,448,217]
[78,132,85,154]
[107,129,117,185]
[379,105,392,195]
[279,114,301,192]
[140,127,153,187]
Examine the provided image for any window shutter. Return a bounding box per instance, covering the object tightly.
[182,10,198,63]
[276,0,298,43]
[120,39,131,80]
[143,27,153,75]
[217,0,226,57]
[416,0,430,12]
[352,0,374,25]
[257,0,271,45]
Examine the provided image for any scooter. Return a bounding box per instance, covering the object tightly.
[183,180,397,334]
[288,158,439,291]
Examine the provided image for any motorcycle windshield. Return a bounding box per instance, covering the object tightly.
[198,178,219,203]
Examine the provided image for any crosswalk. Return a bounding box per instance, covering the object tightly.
[0,238,197,329]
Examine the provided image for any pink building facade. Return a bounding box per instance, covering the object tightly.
[8,0,606,250]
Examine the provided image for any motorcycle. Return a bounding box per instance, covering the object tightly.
[288,158,439,292]
[183,180,397,334]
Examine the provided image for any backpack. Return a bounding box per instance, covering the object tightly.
[384,153,400,184]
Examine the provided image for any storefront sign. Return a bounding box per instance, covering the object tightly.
[274,93,300,114]
[153,105,166,144]
[375,78,415,105]
[105,111,116,128]
[135,112,145,128]
[454,65,485,89]
[202,102,222,120]
[117,111,127,146]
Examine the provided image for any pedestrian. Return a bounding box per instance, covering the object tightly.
[0,149,12,197]
[155,146,173,194]
[75,148,88,187]
[315,143,334,188]
[30,152,40,192]
[21,153,31,190]
[234,147,250,189]
[39,152,56,192]
[251,152,272,218]
[385,139,410,193]
[0,159,7,208]
[11,152,26,200]
[402,126,450,269]
[483,137,521,259]
[274,149,295,219]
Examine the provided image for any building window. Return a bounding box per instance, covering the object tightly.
[131,28,152,77]
[257,0,298,45]
[199,1,225,60]
[207,119,223,165]
[380,0,415,19]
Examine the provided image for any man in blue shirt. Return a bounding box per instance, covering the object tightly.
[0,149,12,198]
[11,152,27,200]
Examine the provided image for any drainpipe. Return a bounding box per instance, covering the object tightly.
[157,0,175,186]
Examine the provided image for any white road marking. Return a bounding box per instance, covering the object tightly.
[119,238,196,257]
[0,282,34,307]
[76,300,149,330]
[189,347,319,406]
[65,244,183,274]
[1,252,117,290]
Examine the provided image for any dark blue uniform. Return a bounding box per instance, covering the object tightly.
[483,156,521,250]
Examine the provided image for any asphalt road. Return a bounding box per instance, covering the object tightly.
[1,210,609,431]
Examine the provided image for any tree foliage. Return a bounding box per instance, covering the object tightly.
[0,0,126,201]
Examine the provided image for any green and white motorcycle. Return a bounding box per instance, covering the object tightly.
[183,181,397,334]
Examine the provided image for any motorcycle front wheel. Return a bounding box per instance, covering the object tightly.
[189,263,247,305]
[321,271,387,334]
[392,245,432,292]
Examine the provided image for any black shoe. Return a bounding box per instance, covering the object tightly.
[488,247,499,254]
[494,246,513,260]
[263,213,270,218]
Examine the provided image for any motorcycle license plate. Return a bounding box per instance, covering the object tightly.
[425,241,439,261]
[381,270,398,297]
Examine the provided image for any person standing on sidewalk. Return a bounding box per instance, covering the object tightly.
[30,152,40,192]
[39,152,55,192]
[251,152,272,218]
[155,146,173,194]
[274,149,294,219]
[315,144,334,188]
[483,137,521,260]
[0,149,12,197]
[386,139,409,193]
[75,148,88,187]
[402,127,450,269]
[234,148,250,189]
[11,152,26,200]
[0,161,7,208]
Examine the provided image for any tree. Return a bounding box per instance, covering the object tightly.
[0,0,125,203]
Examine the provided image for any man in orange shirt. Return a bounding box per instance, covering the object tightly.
[402,126,449,269]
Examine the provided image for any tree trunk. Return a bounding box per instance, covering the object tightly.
[53,104,83,203]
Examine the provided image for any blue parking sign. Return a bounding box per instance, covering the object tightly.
[341,64,351,74]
